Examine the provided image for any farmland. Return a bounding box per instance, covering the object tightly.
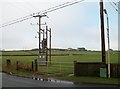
[1,50,120,84]
[2,50,119,63]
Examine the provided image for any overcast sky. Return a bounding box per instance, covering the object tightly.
[0,0,119,51]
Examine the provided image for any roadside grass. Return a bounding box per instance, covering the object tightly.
[54,76,119,85]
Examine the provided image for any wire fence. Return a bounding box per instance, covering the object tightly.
[37,61,74,76]
[3,59,75,77]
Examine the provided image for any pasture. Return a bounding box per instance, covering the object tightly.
[2,50,119,63]
[1,50,119,84]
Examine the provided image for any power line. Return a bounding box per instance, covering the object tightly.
[2,0,85,27]
[1,2,34,26]
[38,1,73,14]
[23,0,42,12]
[1,1,75,28]
[1,1,71,26]
[9,2,31,14]
[34,0,81,14]
[0,16,33,28]
[111,0,120,10]
[0,0,85,28]
[42,0,85,15]
[107,0,120,14]
[1,14,32,26]
[21,1,38,12]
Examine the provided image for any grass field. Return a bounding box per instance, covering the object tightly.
[2,50,119,63]
[1,50,120,85]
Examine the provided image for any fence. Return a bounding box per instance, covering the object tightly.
[4,59,74,76]
[4,59,120,78]
[74,61,120,78]
[110,64,120,78]
[74,62,107,77]
[3,59,38,74]
[37,61,74,76]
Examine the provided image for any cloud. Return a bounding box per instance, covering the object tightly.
[0,1,118,50]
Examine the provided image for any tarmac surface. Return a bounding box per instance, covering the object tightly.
[1,73,119,88]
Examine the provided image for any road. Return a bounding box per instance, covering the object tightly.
[1,73,119,88]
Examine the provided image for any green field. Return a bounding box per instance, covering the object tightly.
[1,50,120,85]
[2,50,119,63]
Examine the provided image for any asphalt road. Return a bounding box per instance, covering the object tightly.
[1,73,119,88]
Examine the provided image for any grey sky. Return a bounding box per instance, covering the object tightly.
[0,0,119,50]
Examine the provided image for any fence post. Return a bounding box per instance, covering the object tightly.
[47,61,48,76]
[74,61,77,76]
[59,62,62,74]
[6,59,11,66]
[16,61,19,70]
[34,59,38,71]
[32,61,34,71]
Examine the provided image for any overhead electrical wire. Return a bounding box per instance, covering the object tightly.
[9,2,31,14]
[0,0,79,28]
[38,1,73,14]
[21,1,38,13]
[23,0,45,12]
[1,3,33,26]
[107,0,120,14]
[0,16,33,28]
[0,0,85,28]
[111,0,120,10]
[41,0,84,15]
[2,14,33,25]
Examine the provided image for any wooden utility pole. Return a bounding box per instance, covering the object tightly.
[49,28,52,64]
[100,0,106,63]
[46,27,52,64]
[46,26,48,64]
[33,15,47,61]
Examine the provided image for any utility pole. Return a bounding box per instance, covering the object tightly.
[49,28,52,64]
[33,15,47,61]
[46,27,52,64]
[100,0,106,63]
[104,9,111,78]
[46,26,48,64]
[42,29,45,54]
